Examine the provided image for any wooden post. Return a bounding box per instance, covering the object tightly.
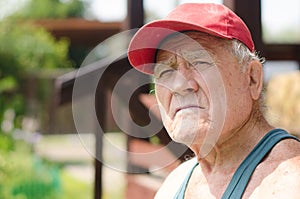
[94,88,106,199]
[234,0,263,51]
[126,0,144,29]
[92,0,144,196]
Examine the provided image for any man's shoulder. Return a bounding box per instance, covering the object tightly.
[273,155,300,181]
[275,155,300,181]
[250,155,300,198]
[154,157,197,199]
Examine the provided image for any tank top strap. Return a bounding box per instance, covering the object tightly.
[174,159,199,199]
[221,128,299,199]
[173,129,299,199]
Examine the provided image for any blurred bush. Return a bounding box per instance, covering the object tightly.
[0,132,61,199]
[10,0,85,19]
[0,19,73,129]
[0,2,92,198]
[266,71,300,135]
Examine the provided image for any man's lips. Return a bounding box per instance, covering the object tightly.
[174,105,205,116]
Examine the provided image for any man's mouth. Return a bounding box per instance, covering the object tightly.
[175,105,206,115]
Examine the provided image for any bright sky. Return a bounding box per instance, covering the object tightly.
[261,0,300,33]
[91,0,222,22]
[90,0,300,36]
[1,0,299,24]
[89,0,127,21]
[1,0,299,37]
[0,0,27,19]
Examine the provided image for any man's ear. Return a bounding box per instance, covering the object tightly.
[246,60,263,100]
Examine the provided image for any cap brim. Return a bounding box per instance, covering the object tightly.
[128,19,231,75]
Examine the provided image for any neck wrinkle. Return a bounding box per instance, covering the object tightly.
[192,108,273,176]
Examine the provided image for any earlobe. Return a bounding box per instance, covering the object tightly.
[247,60,263,100]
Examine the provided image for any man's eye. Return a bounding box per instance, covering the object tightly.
[192,60,210,66]
[191,60,212,71]
[157,68,175,78]
[154,63,175,79]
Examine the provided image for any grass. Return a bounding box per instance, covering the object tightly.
[59,170,93,199]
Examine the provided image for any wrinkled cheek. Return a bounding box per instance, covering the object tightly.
[157,105,180,144]
[157,105,174,132]
[155,84,172,106]
[155,88,173,128]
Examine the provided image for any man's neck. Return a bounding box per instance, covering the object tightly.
[192,111,273,175]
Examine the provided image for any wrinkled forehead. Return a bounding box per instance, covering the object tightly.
[156,31,228,62]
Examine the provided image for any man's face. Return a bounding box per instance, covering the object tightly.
[154,32,253,150]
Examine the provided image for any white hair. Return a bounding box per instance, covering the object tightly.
[230,39,265,73]
[230,39,267,114]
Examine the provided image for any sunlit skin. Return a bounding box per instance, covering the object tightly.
[154,32,300,199]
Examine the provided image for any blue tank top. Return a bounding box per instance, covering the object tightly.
[174,129,299,199]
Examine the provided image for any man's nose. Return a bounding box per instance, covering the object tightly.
[170,64,199,96]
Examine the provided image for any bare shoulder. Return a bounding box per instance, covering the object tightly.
[250,138,300,199]
[273,155,300,185]
[154,158,197,199]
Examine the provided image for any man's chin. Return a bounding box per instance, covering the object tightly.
[169,127,208,146]
[171,132,196,146]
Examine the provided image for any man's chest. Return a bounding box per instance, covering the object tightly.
[184,160,296,199]
[184,169,234,199]
[184,163,276,199]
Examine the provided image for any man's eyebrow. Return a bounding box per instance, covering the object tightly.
[182,50,210,60]
[156,53,176,63]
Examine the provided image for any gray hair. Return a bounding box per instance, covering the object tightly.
[230,39,265,72]
[230,39,267,114]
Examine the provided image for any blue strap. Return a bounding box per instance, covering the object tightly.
[174,129,299,199]
[221,129,299,199]
[174,160,199,199]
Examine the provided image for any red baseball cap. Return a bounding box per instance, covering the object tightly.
[127,3,255,75]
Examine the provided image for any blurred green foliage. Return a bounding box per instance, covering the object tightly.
[60,171,93,199]
[10,0,85,19]
[0,132,92,199]
[0,19,72,128]
[0,20,72,72]
[0,1,92,198]
[0,132,61,199]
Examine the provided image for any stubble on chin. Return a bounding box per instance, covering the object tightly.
[162,108,210,146]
